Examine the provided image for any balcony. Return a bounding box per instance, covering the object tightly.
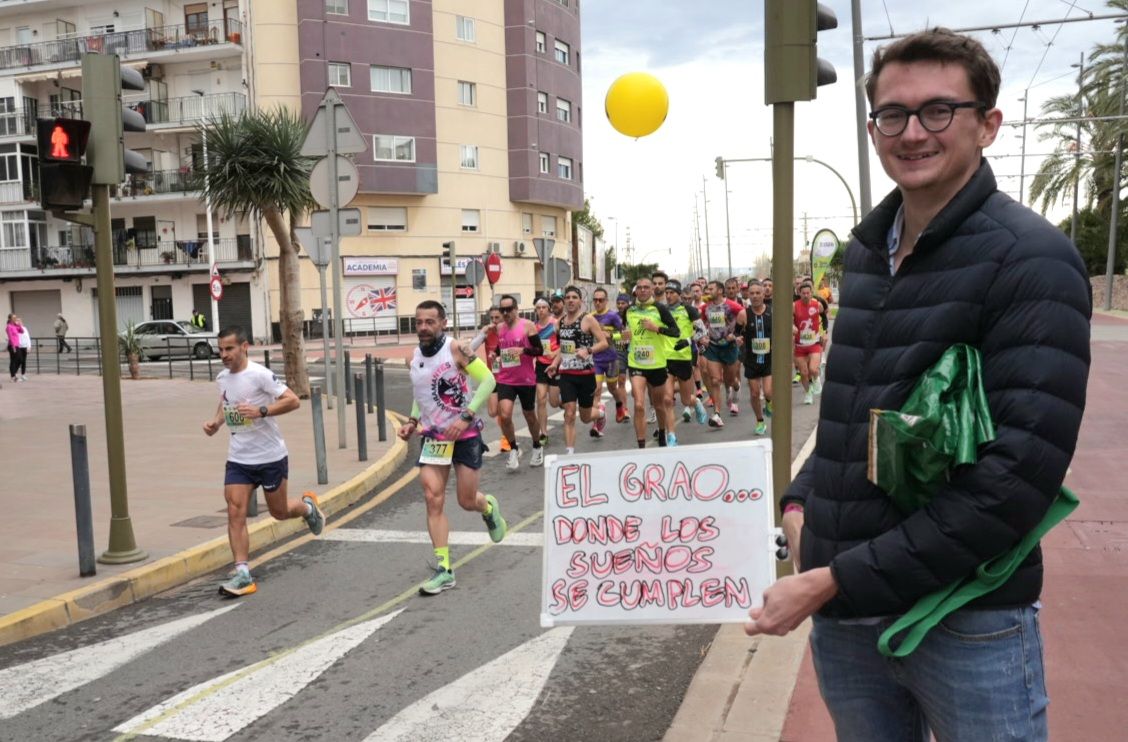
[0,20,244,73]
[138,92,246,129]
[0,102,83,139]
[0,236,255,277]
[115,168,202,199]
[0,178,36,204]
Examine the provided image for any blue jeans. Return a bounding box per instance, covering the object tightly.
[810,607,1048,742]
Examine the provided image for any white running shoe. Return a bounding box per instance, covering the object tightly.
[803,390,814,405]
[812,379,823,395]
[530,447,544,467]
[646,407,656,424]
[506,449,520,470]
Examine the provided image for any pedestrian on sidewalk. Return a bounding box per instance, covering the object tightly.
[399,300,507,595]
[744,28,1091,742]
[53,313,71,353]
[203,325,325,598]
[7,314,28,382]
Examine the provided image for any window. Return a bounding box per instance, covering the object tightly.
[538,152,549,174]
[373,134,415,162]
[554,40,570,65]
[328,62,351,87]
[89,23,115,35]
[457,81,476,107]
[371,65,412,94]
[367,206,407,231]
[459,145,479,170]
[555,98,571,123]
[557,156,573,180]
[461,209,480,233]
[542,215,557,238]
[185,3,208,37]
[522,213,533,235]
[537,92,548,114]
[412,268,427,289]
[535,31,546,53]
[326,0,348,13]
[368,0,409,24]
[456,15,475,42]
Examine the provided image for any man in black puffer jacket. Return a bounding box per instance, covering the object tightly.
[745,29,1090,742]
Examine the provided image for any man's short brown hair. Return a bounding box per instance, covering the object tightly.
[865,28,1001,110]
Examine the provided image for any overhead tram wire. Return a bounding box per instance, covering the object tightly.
[1000,0,1033,73]
[865,12,1128,41]
[1026,0,1083,90]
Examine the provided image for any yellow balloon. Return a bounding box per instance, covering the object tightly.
[605,72,669,138]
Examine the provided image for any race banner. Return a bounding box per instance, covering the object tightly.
[810,228,840,291]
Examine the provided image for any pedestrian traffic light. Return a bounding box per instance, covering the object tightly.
[715,156,725,180]
[82,53,149,185]
[36,118,93,210]
[764,0,838,104]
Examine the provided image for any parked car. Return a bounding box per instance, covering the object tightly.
[131,320,219,360]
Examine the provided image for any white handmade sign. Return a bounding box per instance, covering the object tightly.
[540,440,777,627]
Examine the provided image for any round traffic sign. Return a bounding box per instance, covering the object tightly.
[463,258,486,286]
[485,253,502,286]
[209,276,224,301]
[309,155,360,209]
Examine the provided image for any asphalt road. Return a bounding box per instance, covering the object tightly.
[0,364,820,742]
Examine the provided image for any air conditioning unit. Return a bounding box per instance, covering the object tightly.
[143,63,163,79]
[514,241,527,255]
[488,241,501,253]
[209,60,222,70]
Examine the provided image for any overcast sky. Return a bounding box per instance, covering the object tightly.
[580,0,1124,277]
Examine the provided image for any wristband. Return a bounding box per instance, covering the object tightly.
[407,417,419,426]
[783,503,804,515]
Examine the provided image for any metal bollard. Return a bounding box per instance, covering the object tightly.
[354,373,367,460]
[311,384,329,484]
[375,359,387,442]
[69,425,96,577]
[345,353,353,404]
[263,349,271,371]
[365,354,374,414]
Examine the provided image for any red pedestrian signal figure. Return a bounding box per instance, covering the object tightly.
[50,124,71,159]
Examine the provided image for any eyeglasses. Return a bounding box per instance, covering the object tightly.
[500,306,516,312]
[593,297,607,302]
[869,100,986,137]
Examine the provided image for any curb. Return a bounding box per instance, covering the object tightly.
[0,411,409,649]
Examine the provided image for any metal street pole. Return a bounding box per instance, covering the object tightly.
[701,176,713,279]
[328,102,346,446]
[198,92,218,333]
[317,248,333,410]
[771,103,795,575]
[1019,92,1029,206]
[451,241,459,339]
[851,0,872,215]
[724,182,733,277]
[1106,35,1128,311]
[92,183,145,564]
[1072,53,1085,246]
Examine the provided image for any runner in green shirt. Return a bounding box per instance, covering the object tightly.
[625,276,680,449]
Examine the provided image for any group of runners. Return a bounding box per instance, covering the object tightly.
[203,272,830,598]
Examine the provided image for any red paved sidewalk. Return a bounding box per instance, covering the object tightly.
[781,312,1128,740]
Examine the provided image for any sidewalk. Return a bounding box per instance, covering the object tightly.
[668,311,1128,741]
[0,371,407,647]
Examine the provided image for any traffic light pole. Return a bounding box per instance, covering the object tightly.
[771,102,795,579]
[328,102,347,447]
[92,183,146,564]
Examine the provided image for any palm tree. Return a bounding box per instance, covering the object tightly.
[1030,1,1128,222]
[198,108,316,396]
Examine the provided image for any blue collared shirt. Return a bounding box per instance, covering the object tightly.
[886,204,905,275]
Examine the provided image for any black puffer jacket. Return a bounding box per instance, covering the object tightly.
[783,160,1091,619]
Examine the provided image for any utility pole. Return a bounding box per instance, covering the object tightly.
[1072,53,1085,246]
[701,176,713,279]
[1107,34,1128,311]
[693,199,703,278]
[1018,91,1030,206]
[850,0,872,216]
[802,211,810,249]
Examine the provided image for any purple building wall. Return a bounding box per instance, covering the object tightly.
[297,0,438,194]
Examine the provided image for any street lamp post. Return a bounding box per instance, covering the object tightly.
[719,155,858,228]
[1071,54,1085,246]
[1018,91,1029,206]
[194,89,219,334]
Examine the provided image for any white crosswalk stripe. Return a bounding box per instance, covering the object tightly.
[113,610,403,741]
[322,529,544,547]
[0,605,239,720]
[363,628,573,742]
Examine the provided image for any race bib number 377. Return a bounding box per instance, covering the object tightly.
[419,439,454,466]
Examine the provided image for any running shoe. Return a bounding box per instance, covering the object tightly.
[499,437,512,453]
[302,493,325,536]
[764,401,773,418]
[219,571,257,598]
[682,406,692,423]
[530,447,544,467]
[539,433,548,447]
[615,406,629,423]
[420,567,456,595]
[755,421,768,436]
[589,427,603,438]
[646,407,656,424]
[812,379,823,395]
[804,390,814,405]
[19,374,28,381]
[695,401,708,425]
[666,432,679,447]
[506,449,520,470]
[793,373,801,385]
[709,412,725,428]
[729,401,739,417]
[482,494,507,543]
[593,403,607,435]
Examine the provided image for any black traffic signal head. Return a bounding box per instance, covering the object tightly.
[36,117,93,210]
[715,156,725,180]
[764,0,838,104]
[442,241,454,258]
[36,118,91,163]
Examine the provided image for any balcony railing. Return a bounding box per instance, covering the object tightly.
[0,236,253,273]
[0,103,83,137]
[0,20,244,72]
[135,92,246,127]
[0,178,36,204]
[117,168,202,198]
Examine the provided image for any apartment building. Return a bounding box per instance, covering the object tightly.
[272,0,583,333]
[0,1,262,341]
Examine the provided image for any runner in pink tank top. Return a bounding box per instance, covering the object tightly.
[493,295,547,470]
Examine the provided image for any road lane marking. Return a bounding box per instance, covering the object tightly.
[113,610,403,741]
[323,529,544,547]
[0,605,239,720]
[363,627,574,742]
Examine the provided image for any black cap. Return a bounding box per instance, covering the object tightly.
[665,280,683,294]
